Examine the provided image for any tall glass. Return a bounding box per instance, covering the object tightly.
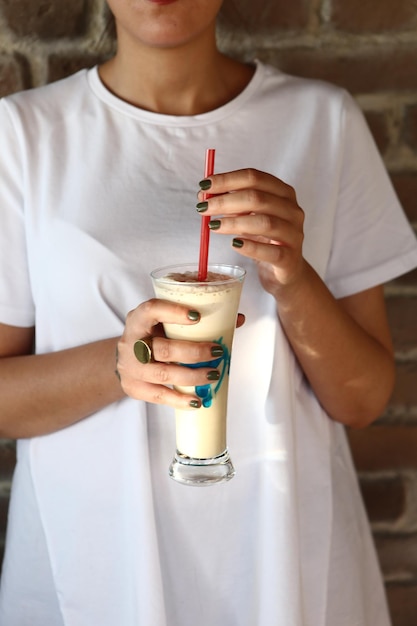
[151,263,246,486]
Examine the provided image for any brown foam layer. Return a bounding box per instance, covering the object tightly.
[165,271,233,283]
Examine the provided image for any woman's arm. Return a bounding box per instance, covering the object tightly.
[198,168,395,428]
[0,324,124,438]
[270,263,394,427]
[0,300,234,439]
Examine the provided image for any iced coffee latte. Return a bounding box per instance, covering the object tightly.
[151,263,245,485]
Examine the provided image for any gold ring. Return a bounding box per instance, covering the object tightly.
[133,337,154,364]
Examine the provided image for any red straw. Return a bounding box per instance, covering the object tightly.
[198,148,216,281]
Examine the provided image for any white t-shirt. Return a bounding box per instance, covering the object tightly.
[0,61,416,626]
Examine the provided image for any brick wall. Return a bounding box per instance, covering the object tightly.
[0,1,416,623]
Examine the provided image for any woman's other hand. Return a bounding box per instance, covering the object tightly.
[197,168,395,428]
[197,168,305,297]
[117,299,241,410]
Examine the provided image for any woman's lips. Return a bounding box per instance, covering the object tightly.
[146,0,178,5]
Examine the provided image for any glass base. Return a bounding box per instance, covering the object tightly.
[169,449,235,486]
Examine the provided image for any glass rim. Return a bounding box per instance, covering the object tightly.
[150,263,246,286]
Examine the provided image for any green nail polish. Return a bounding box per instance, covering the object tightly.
[187,310,200,321]
[232,238,244,248]
[196,201,208,213]
[189,399,201,408]
[207,370,220,381]
[199,179,212,191]
[209,220,221,230]
[211,346,224,357]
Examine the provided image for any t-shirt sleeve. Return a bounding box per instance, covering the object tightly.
[325,91,417,299]
[0,99,35,326]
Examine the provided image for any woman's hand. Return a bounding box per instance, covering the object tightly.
[116,298,230,410]
[197,168,395,428]
[197,168,305,297]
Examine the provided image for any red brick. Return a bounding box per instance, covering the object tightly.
[386,583,417,626]
[47,53,106,83]
[391,172,417,222]
[266,47,417,94]
[359,475,406,522]
[364,110,390,155]
[1,0,87,39]
[348,425,417,471]
[390,362,417,409]
[330,0,417,33]
[386,297,417,351]
[0,494,10,540]
[388,268,417,290]
[0,440,16,482]
[375,534,417,579]
[0,442,15,571]
[220,0,309,32]
[403,104,417,153]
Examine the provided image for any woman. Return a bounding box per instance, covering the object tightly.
[0,1,416,624]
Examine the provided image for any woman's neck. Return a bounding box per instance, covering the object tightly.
[99,33,254,116]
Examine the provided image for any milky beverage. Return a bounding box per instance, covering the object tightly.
[152,265,245,460]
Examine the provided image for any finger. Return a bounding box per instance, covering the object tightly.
[118,352,222,403]
[210,209,301,240]
[198,188,301,223]
[124,380,203,411]
[151,337,225,365]
[125,299,200,339]
[229,237,303,272]
[139,361,221,388]
[198,168,296,201]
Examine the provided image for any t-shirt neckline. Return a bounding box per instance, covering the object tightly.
[87,59,265,126]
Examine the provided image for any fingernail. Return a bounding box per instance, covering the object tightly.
[232,238,244,248]
[189,399,201,408]
[209,220,221,230]
[187,310,200,321]
[207,370,220,381]
[196,201,208,213]
[199,179,212,191]
[211,345,224,357]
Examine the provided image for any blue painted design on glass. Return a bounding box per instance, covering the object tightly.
[181,337,230,408]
